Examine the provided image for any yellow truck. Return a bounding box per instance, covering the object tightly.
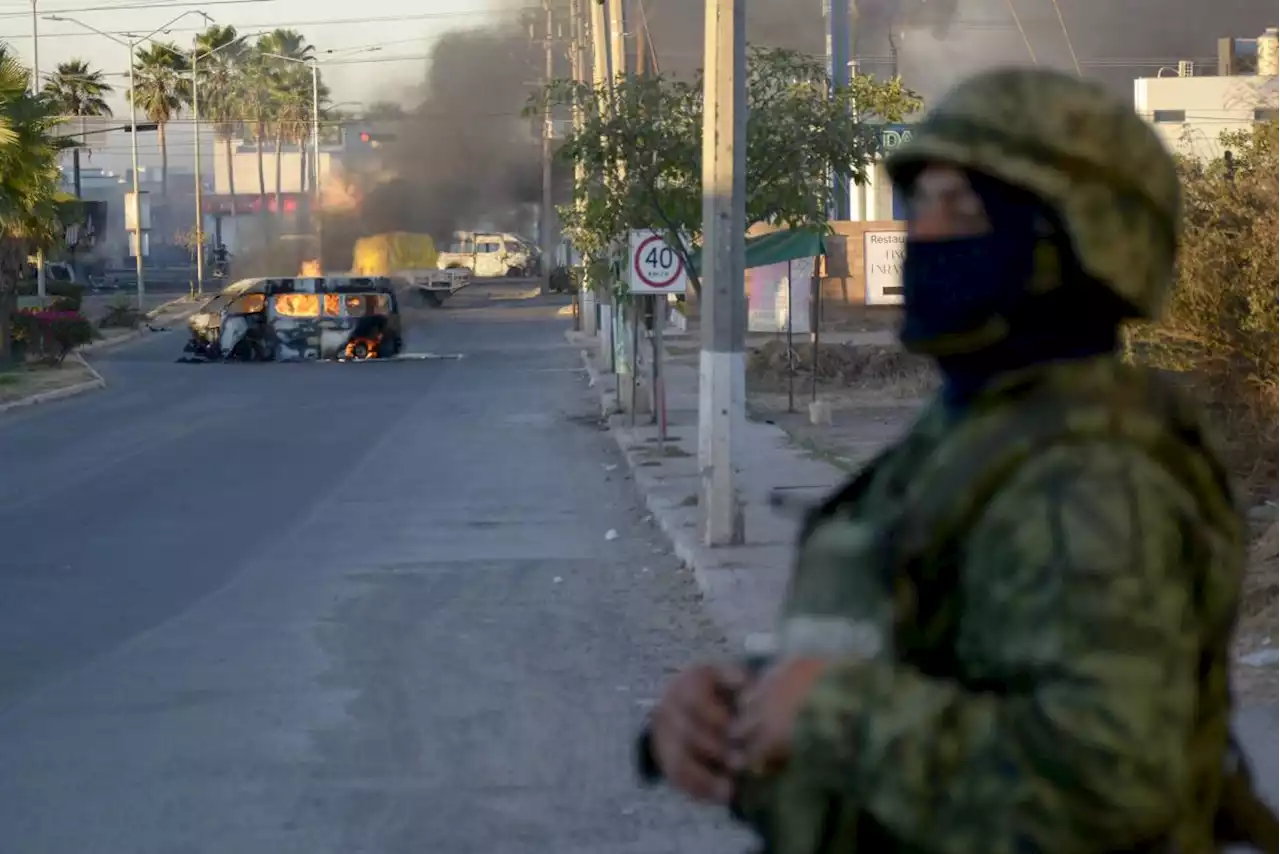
[351,232,470,306]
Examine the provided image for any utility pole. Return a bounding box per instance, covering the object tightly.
[586,0,611,338]
[607,0,626,91]
[698,0,747,546]
[606,0,630,401]
[540,0,555,296]
[192,48,205,295]
[825,0,851,220]
[30,0,46,300]
[569,0,589,331]
[311,61,322,268]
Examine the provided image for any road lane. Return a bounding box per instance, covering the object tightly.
[0,284,748,853]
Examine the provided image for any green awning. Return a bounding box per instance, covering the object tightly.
[689,227,826,276]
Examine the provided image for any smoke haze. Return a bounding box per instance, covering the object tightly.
[329,0,1274,259]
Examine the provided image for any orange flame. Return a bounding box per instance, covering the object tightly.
[299,259,322,276]
[345,336,380,360]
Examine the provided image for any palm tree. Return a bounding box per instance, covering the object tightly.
[255,30,314,218]
[195,25,245,221]
[0,45,69,362]
[41,59,113,198]
[129,42,191,199]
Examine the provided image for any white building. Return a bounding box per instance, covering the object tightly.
[1134,28,1279,160]
[847,119,924,222]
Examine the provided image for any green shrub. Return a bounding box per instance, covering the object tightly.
[9,308,94,364]
[1132,121,1279,493]
[99,298,144,329]
[16,280,85,311]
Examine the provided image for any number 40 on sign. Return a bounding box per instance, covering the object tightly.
[628,229,688,294]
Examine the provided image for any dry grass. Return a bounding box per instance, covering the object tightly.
[747,339,938,398]
[0,359,97,405]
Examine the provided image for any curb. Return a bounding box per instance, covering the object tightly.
[79,299,200,356]
[573,334,779,646]
[0,353,106,415]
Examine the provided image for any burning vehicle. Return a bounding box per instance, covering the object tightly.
[183,276,404,362]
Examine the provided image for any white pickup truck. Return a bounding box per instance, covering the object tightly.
[435,231,539,279]
[397,267,472,307]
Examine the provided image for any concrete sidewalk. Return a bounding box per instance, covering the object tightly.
[571,328,843,645]
[571,326,1279,812]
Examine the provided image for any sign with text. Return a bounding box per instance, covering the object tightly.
[877,124,915,153]
[628,230,688,294]
[863,231,906,306]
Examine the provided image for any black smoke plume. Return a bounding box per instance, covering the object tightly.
[324,0,1274,265]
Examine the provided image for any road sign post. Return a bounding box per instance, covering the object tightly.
[627,230,685,423]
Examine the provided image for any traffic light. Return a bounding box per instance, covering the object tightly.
[358,131,396,149]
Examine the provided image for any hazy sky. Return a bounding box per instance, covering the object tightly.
[0,0,505,175]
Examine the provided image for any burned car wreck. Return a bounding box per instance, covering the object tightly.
[183,276,404,362]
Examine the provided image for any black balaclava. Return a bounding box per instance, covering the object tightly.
[898,169,1128,409]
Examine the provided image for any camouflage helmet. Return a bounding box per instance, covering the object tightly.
[885,68,1181,320]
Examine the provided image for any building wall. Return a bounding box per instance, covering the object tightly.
[1134,73,1278,159]
[212,143,338,196]
[746,219,908,327]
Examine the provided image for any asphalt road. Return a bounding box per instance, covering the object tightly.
[0,282,752,854]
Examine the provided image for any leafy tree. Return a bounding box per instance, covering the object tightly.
[0,45,71,362]
[130,42,191,199]
[531,48,921,298]
[41,59,113,198]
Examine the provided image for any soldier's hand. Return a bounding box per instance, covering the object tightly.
[729,657,828,777]
[650,662,748,805]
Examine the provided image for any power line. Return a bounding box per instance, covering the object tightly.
[1048,0,1082,77]
[1,7,521,40]
[1002,0,1038,65]
[0,0,269,20]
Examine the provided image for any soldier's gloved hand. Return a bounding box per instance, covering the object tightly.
[650,662,748,806]
[729,657,828,777]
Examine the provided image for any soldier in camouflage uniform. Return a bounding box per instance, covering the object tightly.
[636,68,1277,852]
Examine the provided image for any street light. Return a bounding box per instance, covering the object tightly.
[259,46,381,268]
[45,10,211,310]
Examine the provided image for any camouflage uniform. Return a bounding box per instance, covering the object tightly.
[719,70,1267,853]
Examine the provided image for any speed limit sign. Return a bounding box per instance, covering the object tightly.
[629,230,687,294]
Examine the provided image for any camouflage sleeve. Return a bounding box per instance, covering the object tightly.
[788,441,1202,853]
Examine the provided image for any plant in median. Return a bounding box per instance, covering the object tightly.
[99,296,144,329]
[11,307,94,364]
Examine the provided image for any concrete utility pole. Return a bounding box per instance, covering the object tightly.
[569,0,589,330]
[192,48,205,295]
[30,0,46,300]
[635,1,648,76]
[540,0,555,295]
[583,0,611,338]
[825,0,852,220]
[698,0,747,546]
[607,0,626,90]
